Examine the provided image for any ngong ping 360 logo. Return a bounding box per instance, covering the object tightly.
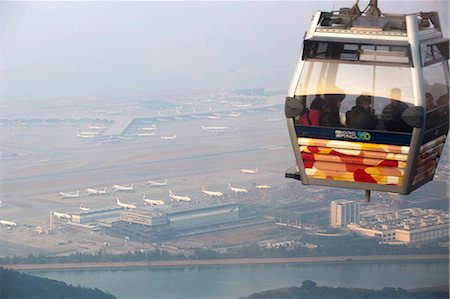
[335,130,371,141]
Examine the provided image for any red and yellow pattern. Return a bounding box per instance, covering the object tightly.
[413,135,447,184]
[298,137,409,186]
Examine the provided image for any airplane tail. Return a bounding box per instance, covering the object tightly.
[75,191,80,196]
[169,190,174,201]
[163,179,168,184]
[116,198,121,204]
[255,168,259,173]
[130,184,134,189]
[103,187,107,192]
[227,182,232,189]
[201,186,206,191]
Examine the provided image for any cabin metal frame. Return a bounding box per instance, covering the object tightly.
[285,9,449,196]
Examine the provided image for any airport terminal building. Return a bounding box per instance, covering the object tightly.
[107,203,245,242]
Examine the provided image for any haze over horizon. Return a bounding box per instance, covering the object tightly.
[2,1,449,102]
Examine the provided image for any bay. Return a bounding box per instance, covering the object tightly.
[28,261,449,299]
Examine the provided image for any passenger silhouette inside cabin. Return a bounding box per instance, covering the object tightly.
[299,96,324,126]
[425,92,439,129]
[319,93,345,128]
[345,94,378,130]
[380,88,411,132]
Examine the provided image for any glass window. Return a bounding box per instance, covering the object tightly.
[294,60,413,132]
[422,40,449,67]
[423,61,449,129]
[303,41,411,65]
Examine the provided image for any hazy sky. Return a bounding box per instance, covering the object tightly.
[2,1,449,102]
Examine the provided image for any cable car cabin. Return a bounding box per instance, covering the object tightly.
[285,8,449,197]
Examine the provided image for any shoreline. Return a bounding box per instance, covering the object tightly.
[2,254,448,271]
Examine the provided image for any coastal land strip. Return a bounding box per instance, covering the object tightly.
[3,254,448,271]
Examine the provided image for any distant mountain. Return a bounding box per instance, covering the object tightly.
[240,280,449,299]
[0,267,116,299]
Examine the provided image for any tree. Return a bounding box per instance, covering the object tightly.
[301,280,317,289]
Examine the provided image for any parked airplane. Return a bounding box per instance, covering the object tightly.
[140,125,156,131]
[88,125,106,130]
[136,132,156,137]
[77,133,97,138]
[53,211,71,219]
[255,184,272,190]
[113,184,134,192]
[201,186,224,197]
[59,191,80,198]
[79,204,91,211]
[231,103,252,108]
[265,118,283,122]
[201,125,230,133]
[227,183,248,193]
[206,115,221,120]
[161,134,177,140]
[142,195,165,206]
[241,168,259,174]
[169,190,192,202]
[161,135,176,140]
[86,187,108,195]
[229,112,241,117]
[0,219,17,227]
[148,179,168,187]
[116,198,137,209]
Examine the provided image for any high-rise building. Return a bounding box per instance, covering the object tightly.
[330,199,360,227]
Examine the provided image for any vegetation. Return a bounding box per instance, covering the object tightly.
[0,267,116,299]
[241,280,449,299]
[0,238,447,265]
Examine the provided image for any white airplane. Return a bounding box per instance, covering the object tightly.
[201,186,223,197]
[255,184,272,190]
[206,115,221,120]
[265,118,283,122]
[53,211,71,219]
[169,190,192,202]
[59,191,80,198]
[113,184,134,192]
[201,125,230,132]
[136,132,156,137]
[79,204,91,211]
[232,103,252,108]
[77,132,99,138]
[0,219,17,227]
[140,125,156,131]
[106,110,122,115]
[241,168,259,174]
[161,135,176,140]
[116,198,137,209]
[78,131,100,136]
[142,195,165,206]
[227,182,248,193]
[229,112,241,117]
[148,179,168,187]
[88,125,106,130]
[86,187,108,195]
